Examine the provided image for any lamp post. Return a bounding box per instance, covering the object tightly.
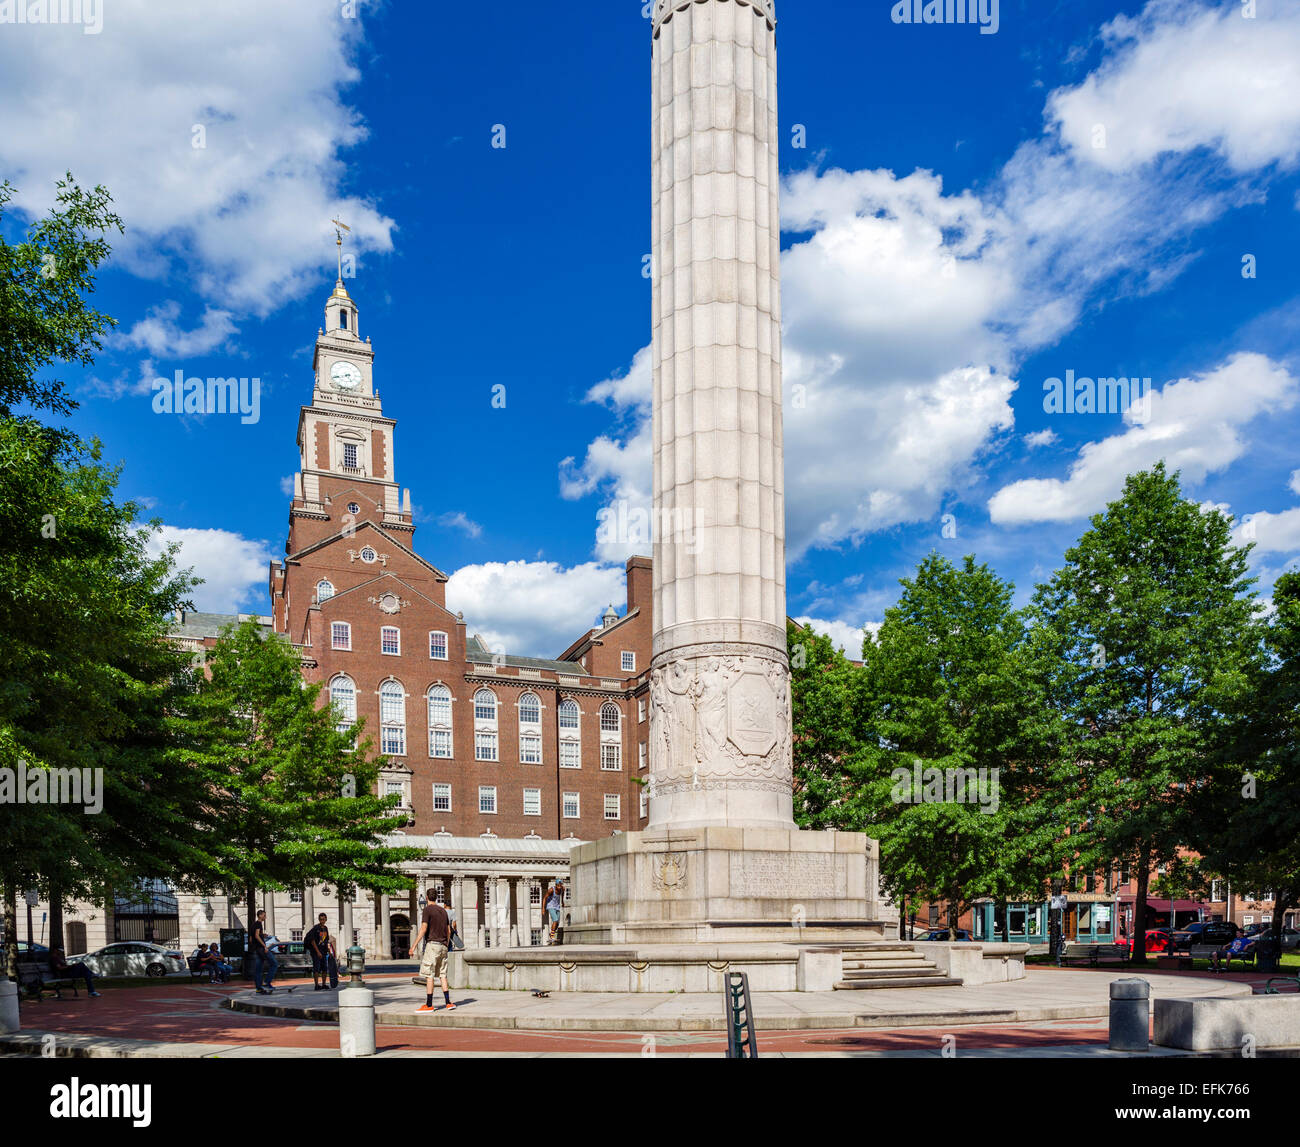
[337,942,375,1057]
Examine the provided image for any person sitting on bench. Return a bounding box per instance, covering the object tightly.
[49,947,101,997]
[204,942,233,982]
[1211,933,1255,972]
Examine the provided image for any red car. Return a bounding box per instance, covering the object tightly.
[1122,929,1172,954]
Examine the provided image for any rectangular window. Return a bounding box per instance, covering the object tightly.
[601,743,622,771]
[289,889,303,904]
[639,786,649,818]
[523,787,541,817]
[559,741,580,769]
[381,626,400,655]
[562,791,580,819]
[431,728,452,759]
[530,885,541,906]
[638,699,646,722]
[381,726,405,756]
[429,631,448,660]
[530,928,542,947]
[605,794,621,820]
[519,734,542,764]
[343,442,358,469]
[638,742,647,770]
[479,786,497,814]
[621,651,635,673]
[331,622,351,650]
[433,783,451,812]
[475,732,498,762]
[384,781,404,798]
[290,929,303,943]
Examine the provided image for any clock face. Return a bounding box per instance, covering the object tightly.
[330,361,362,391]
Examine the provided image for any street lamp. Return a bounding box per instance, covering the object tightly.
[346,943,366,986]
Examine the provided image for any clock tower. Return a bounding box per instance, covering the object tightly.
[286,276,415,556]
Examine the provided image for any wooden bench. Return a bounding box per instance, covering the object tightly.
[16,958,79,1001]
[1094,943,1130,965]
[1060,943,1098,966]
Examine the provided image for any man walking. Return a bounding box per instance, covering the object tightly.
[249,908,277,994]
[305,913,332,991]
[412,887,455,1012]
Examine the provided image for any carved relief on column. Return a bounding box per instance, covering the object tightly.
[648,644,792,798]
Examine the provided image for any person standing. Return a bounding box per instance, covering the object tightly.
[249,909,277,994]
[546,882,564,945]
[305,913,331,991]
[412,887,455,1012]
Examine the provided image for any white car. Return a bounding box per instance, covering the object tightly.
[68,941,187,979]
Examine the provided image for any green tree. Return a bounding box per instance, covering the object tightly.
[186,621,422,929]
[788,621,861,829]
[1027,465,1259,961]
[849,554,1059,940]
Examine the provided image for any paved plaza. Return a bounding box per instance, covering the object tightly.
[1,966,1269,1058]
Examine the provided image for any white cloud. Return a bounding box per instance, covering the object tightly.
[989,353,1298,524]
[447,560,627,659]
[279,475,296,499]
[793,616,877,659]
[437,511,483,540]
[1047,1,1300,173]
[143,525,271,613]
[1024,429,1059,449]
[83,357,157,401]
[0,0,394,313]
[1290,469,1300,496]
[116,302,238,358]
[1233,507,1300,556]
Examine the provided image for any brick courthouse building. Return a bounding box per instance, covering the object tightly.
[27,277,654,961]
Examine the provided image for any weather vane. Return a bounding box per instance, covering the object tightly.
[331,217,351,281]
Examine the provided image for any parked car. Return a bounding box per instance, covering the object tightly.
[1121,929,1172,954]
[1171,921,1238,949]
[69,941,187,978]
[914,929,974,942]
[1243,924,1300,950]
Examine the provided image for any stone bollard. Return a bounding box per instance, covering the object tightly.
[338,980,376,1058]
[0,978,19,1034]
[1108,977,1150,1052]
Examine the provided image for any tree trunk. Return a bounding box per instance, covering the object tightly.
[244,883,256,935]
[947,902,959,941]
[1133,851,1150,963]
[3,877,17,982]
[48,882,64,954]
[999,897,1010,944]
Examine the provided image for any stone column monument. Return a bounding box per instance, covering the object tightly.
[562,0,884,949]
[648,0,793,834]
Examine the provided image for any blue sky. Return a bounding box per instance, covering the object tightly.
[2,0,1298,657]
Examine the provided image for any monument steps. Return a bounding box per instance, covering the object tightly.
[833,974,965,990]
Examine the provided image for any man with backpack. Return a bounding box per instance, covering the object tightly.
[412,887,456,1012]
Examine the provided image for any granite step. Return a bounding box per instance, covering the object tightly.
[833,975,964,990]
[839,967,947,980]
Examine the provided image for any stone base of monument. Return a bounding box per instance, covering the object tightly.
[463,827,916,992]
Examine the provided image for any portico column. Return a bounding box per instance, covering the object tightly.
[302,883,314,934]
[513,878,528,948]
[450,875,464,943]
[378,893,391,959]
[342,895,355,953]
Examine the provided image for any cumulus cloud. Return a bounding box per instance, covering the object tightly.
[1233,507,1300,557]
[989,353,1297,524]
[0,0,394,312]
[1290,469,1300,496]
[143,524,271,613]
[793,616,877,660]
[446,560,628,659]
[1024,429,1059,449]
[115,302,238,358]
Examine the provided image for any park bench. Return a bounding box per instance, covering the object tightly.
[1060,943,1129,967]
[187,955,230,983]
[1060,943,1098,966]
[1094,943,1130,965]
[16,958,79,1001]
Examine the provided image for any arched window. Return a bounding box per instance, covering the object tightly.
[330,675,356,732]
[600,703,621,734]
[558,699,580,731]
[316,580,335,603]
[428,685,452,759]
[474,689,498,762]
[518,692,542,764]
[379,680,405,756]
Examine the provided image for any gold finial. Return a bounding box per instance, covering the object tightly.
[331,217,351,283]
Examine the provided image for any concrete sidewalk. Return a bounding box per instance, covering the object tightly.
[230,967,1252,1032]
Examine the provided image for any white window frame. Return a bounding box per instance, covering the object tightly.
[639,786,649,818]
[317,580,335,603]
[433,783,452,812]
[331,621,351,651]
[559,741,581,770]
[558,699,580,731]
[601,742,622,771]
[604,794,621,821]
[520,733,542,765]
[428,685,453,757]
[562,791,580,819]
[330,674,356,731]
[429,631,448,660]
[474,688,498,725]
[381,626,401,656]
[638,699,646,723]
[431,728,452,759]
[478,786,497,815]
[475,731,498,762]
[523,787,542,817]
[599,703,621,735]
[621,651,635,673]
[638,741,647,770]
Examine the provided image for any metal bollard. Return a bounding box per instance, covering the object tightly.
[338,979,376,1058]
[1108,977,1150,1051]
[0,979,19,1034]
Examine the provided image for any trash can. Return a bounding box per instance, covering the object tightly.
[1109,977,1150,1051]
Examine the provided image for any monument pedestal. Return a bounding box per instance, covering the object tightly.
[565,827,889,946]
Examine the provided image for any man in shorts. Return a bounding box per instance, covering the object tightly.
[413,887,456,1012]
[305,913,332,991]
[546,881,564,945]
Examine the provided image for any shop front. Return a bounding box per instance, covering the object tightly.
[973,897,1118,946]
